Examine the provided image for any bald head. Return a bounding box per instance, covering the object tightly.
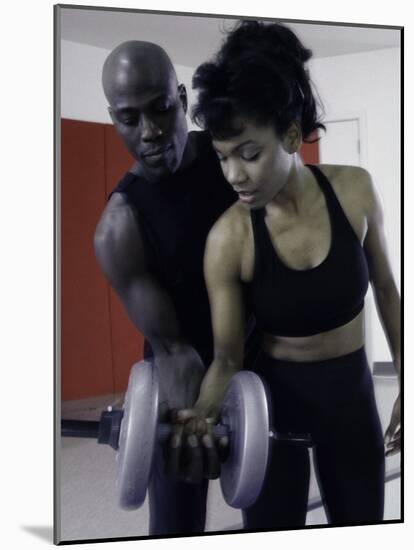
[101,40,189,181]
[102,41,177,103]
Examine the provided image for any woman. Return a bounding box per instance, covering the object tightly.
[176,20,401,528]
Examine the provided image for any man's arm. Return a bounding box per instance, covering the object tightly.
[94,192,205,411]
[362,170,401,455]
[95,193,182,352]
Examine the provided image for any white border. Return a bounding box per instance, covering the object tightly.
[2,1,409,549]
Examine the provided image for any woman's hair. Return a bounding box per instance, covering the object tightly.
[192,20,325,142]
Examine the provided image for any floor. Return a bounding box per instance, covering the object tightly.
[57,373,401,543]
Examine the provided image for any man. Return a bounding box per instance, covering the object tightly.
[94,41,255,535]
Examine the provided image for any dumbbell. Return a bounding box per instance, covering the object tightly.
[62,360,313,511]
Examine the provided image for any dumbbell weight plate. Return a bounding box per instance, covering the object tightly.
[220,371,270,509]
[117,360,159,510]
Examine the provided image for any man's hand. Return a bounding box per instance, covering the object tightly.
[155,345,206,418]
[384,393,401,457]
[166,407,229,483]
[155,346,232,483]
[154,345,209,481]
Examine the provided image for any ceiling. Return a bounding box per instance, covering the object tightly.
[59,6,401,67]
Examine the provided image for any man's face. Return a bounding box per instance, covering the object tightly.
[108,67,188,182]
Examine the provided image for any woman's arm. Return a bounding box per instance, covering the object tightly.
[362,170,401,455]
[194,211,247,419]
[173,208,247,481]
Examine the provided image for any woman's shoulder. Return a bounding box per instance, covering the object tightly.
[206,201,251,252]
[316,164,375,202]
[210,200,250,235]
[317,163,370,183]
[204,201,252,280]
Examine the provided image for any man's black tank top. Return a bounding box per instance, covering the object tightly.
[110,131,257,365]
[248,164,370,337]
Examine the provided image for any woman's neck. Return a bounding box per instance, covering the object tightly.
[268,154,311,215]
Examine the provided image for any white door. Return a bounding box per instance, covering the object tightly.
[319,118,361,166]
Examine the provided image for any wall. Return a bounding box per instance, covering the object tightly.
[61,39,401,363]
[61,41,110,123]
[310,48,400,285]
[61,40,198,128]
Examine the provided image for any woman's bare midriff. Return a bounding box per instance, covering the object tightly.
[261,310,365,362]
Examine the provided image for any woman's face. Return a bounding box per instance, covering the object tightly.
[212,118,294,209]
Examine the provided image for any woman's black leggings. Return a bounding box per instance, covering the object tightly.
[243,347,385,529]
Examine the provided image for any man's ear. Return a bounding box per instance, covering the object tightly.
[283,121,302,154]
[178,84,188,114]
[107,106,115,123]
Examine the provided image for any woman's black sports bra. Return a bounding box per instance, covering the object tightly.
[248,164,370,337]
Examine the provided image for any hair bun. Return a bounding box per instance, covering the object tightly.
[192,62,227,96]
[222,20,312,67]
[192,19,325,141]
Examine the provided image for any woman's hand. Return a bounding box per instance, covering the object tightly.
[384,393,401,457]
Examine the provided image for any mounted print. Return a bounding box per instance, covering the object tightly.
[54,4,403,545]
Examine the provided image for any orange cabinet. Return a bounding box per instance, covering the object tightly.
[61,119,144,400]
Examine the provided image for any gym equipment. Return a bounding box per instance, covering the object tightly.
[117,361,159,509]
[61,360,313,510]
[219,370,269,508]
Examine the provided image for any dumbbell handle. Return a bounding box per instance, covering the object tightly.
[61,419,100,438]
[62,415,313,448]
[159,425,312,446]
[61,417,229,446]
[270,430,313,446]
